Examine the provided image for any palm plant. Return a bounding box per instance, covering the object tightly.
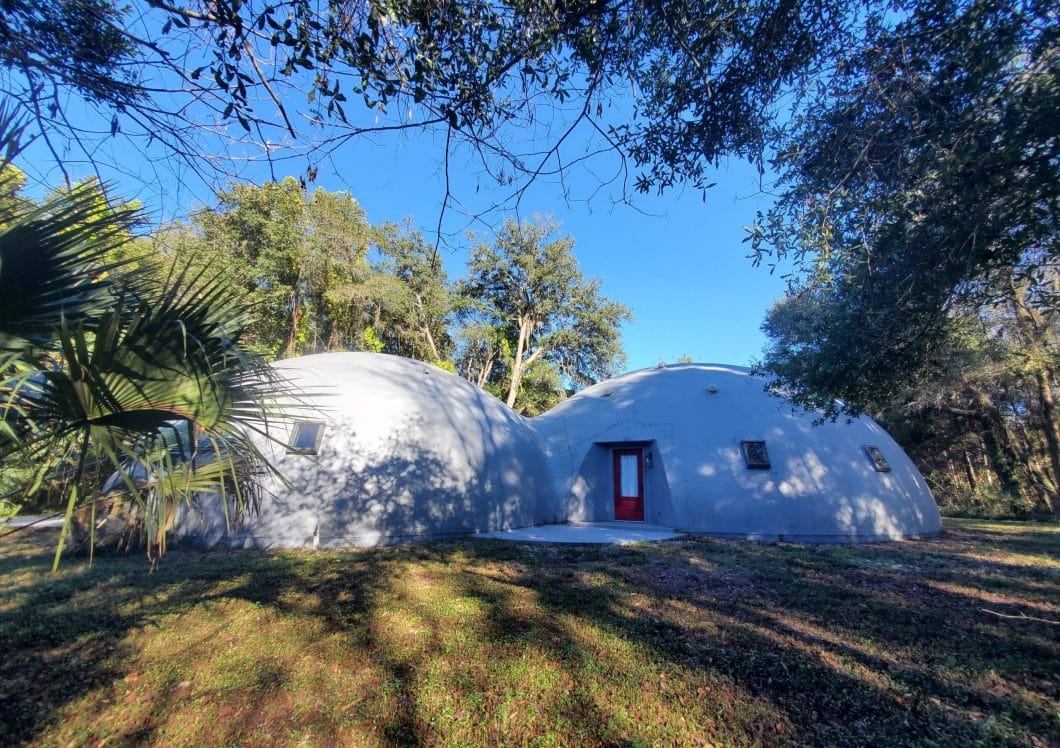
[0,110,290,569]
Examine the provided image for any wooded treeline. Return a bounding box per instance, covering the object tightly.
[0,167,630,524]
[755,0,1057,518]
[762,266,1059,519]
[102,177,631,418]
[144,173,1060,518]
[878,287,1059,518]
[11,168,1055,519]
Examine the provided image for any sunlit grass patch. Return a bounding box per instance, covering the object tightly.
[0,518,1057,746]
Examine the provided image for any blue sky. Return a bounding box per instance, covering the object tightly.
[275,126,793,371]
[17,81,793,375]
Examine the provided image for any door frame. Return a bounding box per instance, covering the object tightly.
[612,447,645,522]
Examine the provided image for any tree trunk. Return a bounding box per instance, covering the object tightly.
[1009,277,1059,514]
[422,324,440,361]
[282,290,302,358]
[477,357,494,388]
[506,319,548,408]
[421,323,440,361]
[70,494,147,556]
[414,293,441,361]
[328,323,343,351]
[1033,368,1060,516]
[506,318,531,408]
[963,451,978,490]
[975,400,1022,498]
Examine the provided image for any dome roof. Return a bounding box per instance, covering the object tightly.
[175,355,940,546]
[532,363,940,542]
[177,352,553,547]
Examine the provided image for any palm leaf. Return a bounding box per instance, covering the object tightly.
[4,257,309,565]
[0,111,302,565]
[0,181,140,370]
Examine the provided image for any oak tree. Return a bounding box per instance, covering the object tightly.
[459,217,630,410]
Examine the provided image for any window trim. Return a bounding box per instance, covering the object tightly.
[287,421,326,455]
[740,440,771,470]
[862,445,892,472]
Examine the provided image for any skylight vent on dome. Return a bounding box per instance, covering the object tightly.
[288,422,325,455]
[863,445,892,472]
[740,440,771,469]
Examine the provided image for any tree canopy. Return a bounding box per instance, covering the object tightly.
[2,0,853,204]
[159,179,454,362]
[169,178,374,357]
[457,217,630,412]
[752,0,1056,411]
[753,0,1058,514]
[150,183,623,412]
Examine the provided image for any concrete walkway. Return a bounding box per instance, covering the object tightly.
[2,515,65,529]
[479,522,683,544]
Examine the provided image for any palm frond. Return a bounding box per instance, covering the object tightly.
[4,255,310,564]
[0,182,140,369]
[0,100,299,565]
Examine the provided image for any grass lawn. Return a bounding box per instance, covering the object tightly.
[1,518,1057,746]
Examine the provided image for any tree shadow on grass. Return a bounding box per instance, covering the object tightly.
[441,526,1059,745]
[0,521,1056,745]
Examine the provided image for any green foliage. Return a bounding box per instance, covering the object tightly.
[0,447,83,516]
[762,283,1059,515]
[932,483,1043,521]
[42,178,156,274]
[512,360,569,417]
[458,217,630,408]
[0,164,31,226]
[752,0,1057,413]
[365,222,452,361]
[0,183,138,373]
[430,359,457,374]
[167,182,453,364]
[169,178,374,357]
[361,326,384,353]
[0,498,18,521]
[0,120,288,565]
[0,0,142,108]
[3,0,863,201]
[173,195,631,416]
[752,0,1058,515]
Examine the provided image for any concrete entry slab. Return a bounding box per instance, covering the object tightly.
[478,522,682,544]
[2,515,64,529]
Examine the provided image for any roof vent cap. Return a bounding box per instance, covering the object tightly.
[706,384,719,394]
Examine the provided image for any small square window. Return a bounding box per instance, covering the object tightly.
[288,422,325,454]
[862,445,891,472]
[740,440,770,469]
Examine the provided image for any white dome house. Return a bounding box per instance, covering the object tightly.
[176,352,554,547]
[533,363,941,542]
[174,355,940,547]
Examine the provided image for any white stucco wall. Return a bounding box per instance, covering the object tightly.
[176,352,554,547]
[533,364,941,542]
[174,355,940,547]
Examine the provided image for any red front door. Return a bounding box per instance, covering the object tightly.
[613,448,644,521]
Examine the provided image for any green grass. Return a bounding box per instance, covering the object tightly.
[1,518,1057,746]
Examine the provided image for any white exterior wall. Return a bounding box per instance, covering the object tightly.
[176,353,554,547]
[175,356,940,547]
[534,364,941,542]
